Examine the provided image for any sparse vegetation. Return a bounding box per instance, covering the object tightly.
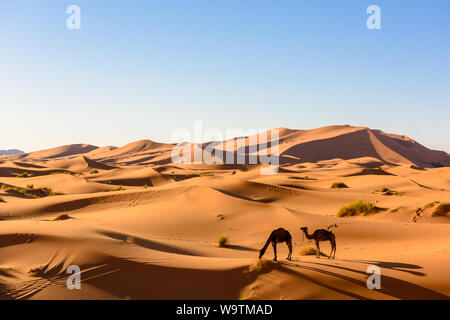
[431,203,450,218]
[337,199,376,217]
[217,234,228,247]
[17,171,33,178]
[424,201,440,209]
[50,171,74,175]
[0,184,64,199]
[53,214,72,221]
[375,187,403,196]
[90,170,99,174]
[301,176,316,180]
[28,266,44,277]
[291,176,317,180]
[0,196,5,203]
[114,185,126,191]
[298,245,317,256]
[246,258,275,274]
[27,184,34,189]
[143,184,148,188]
[331,182,348,189]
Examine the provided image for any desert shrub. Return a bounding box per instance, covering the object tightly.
[90,170,99,174]
[424,201,440,209]
[3,185,29,197]
[28,266,44,277]
[143,184,148,188]
[115,186,126,191]
[53,214,72,221]
[337,199,376,217]
[27,184,34,189]
[217,234,228,247]
[298,245,317,256]
[50,171,73,175]
[431,203,450,218]
[2,184,63,198]
[0,196,5,203]
[331,182,348,189]
[247,257,274,274]
[376,187,403,196]
[17,172,33,178]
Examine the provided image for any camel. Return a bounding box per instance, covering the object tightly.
[259,228,292,262]
[300,225,336,259]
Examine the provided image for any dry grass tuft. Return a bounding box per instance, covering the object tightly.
[331,182,348,189]
[337,199,376,217]
[431,203,450,218]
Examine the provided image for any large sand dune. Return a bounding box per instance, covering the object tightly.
[0,125,449,300]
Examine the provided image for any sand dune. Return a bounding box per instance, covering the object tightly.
[44,156,116,173]
[24,144,98,160]
[0,125,448,300]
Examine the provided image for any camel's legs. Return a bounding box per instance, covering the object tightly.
[272,242,277,261]
[332,240,336,259]
[315,241,320,259]
[286,240,292,260]
[330,235,336,259]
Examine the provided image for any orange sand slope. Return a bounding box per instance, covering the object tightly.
[0,125,449,300]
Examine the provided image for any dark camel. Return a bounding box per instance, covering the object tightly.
[300,225,336,259]
[259,228,292,261]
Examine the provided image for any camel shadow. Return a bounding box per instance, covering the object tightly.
[280,259,448,300]
[336,259,425,276]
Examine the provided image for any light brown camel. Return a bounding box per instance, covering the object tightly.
[300,225,336,259]
[259,228,292,262]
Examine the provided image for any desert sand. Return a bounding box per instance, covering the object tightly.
[0,125,449,300]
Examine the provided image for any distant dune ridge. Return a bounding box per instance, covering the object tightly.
[3,125,449,168]
[0,125,449,300]
[0,149,24,156]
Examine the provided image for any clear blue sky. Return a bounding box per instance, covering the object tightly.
[1,0,449,152]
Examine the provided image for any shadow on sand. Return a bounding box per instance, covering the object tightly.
[279,258,448,300]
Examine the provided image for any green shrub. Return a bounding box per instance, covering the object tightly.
[217,234,228,247]
[337,199,376,217]
[431,203,450,218]
[331,182,349,189]
[90,170,99,174]
[27,184,34,189]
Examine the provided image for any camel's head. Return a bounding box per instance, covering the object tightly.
[300,227,308,232]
